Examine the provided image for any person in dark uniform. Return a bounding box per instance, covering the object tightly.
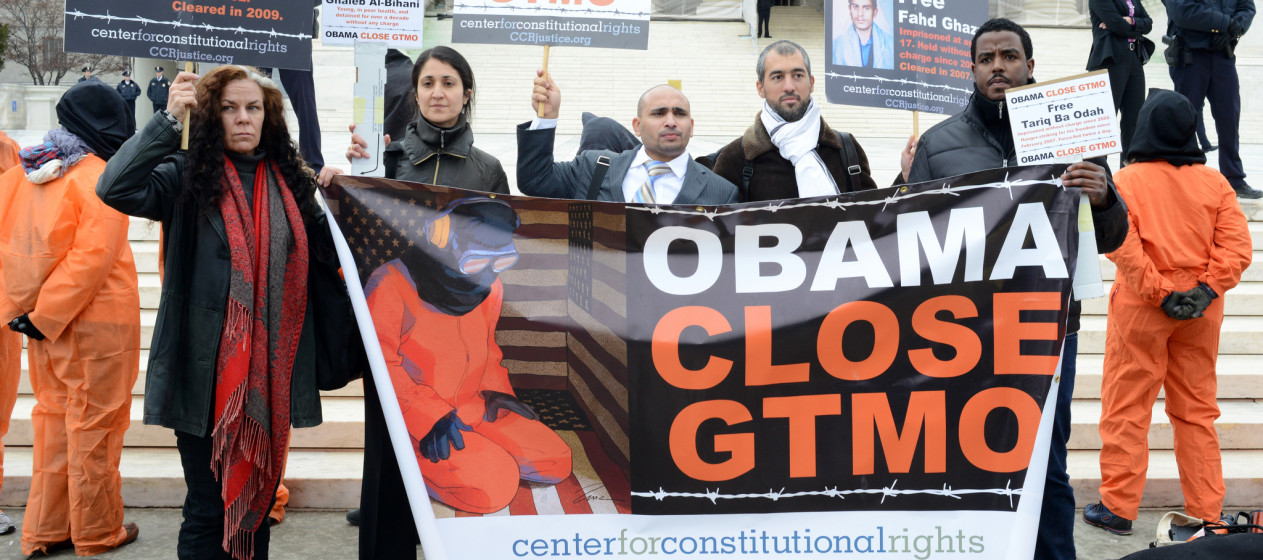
[757,0,773,38]
[1166,0,1259,198]
[116,71,141,125]
[1087,0,1152,161]
[77,67,92,82]
[146,67,169,114]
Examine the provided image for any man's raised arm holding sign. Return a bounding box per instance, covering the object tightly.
[897,18,1128,560]
[515,71,736,205]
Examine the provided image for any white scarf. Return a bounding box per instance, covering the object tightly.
[760,99,838,198]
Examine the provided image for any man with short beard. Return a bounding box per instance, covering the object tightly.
[712,40,878,202]
[901,18,1128,560]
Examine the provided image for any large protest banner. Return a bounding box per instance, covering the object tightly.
[320,165,1080,559]
[825,0,987,114]
[452,0,651,49]
[63,0,313,69]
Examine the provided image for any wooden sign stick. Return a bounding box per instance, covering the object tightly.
[913,110,920,138]
[181,61,194,150]
[537,45,551,118]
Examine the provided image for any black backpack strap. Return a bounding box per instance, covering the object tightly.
[586,154,611,201]
[837,130,861,192]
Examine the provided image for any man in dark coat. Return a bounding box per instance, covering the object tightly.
[518,73,737,205]
[901,18,1129,560]
[1165,0,1258,198]
[116,71,141,125]
[756,0,773,38]
[146,67,169,114]
[1086,0,1153,158]
[712,40,878,202]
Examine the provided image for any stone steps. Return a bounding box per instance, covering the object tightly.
[4,395,365,450]
[1067,399,1263,450]
[1082,278,1263,315]
[1072,353,1263,400]
[0,448,363,509]
[1078,315,1263,355]
[16,350,366,398]
[1068,450,1263,509]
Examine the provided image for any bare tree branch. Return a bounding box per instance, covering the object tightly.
[0,0,127,85]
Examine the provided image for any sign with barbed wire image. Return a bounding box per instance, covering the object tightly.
[63,0,314,70]
[320,164,1079,559]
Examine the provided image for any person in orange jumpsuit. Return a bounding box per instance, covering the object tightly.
[0,80,141,556]
[364,196,571,514]
[1085,89,1254,535]
[0,129,22,536]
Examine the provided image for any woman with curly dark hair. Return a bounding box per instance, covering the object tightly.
[97,65,353,560]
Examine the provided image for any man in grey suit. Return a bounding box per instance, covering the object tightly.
[517,71,738,205]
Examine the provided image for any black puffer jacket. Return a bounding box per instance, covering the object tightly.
[384,113,510,194]
[907,88,1130,334]
[96,113,341,436]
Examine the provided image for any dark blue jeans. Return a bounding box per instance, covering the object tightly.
[175,429,275,560]
[1034,333,1077,560]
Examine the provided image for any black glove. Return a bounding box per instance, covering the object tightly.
[1229,18,1246,38]
[418,411,472,463]
[7,314,46,341]
[1161,293,1192,320]
[481,390,539,422]
[1212,31,1233,53]
[1182,284,1217,318]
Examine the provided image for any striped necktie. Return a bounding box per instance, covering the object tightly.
[637,160,671,204]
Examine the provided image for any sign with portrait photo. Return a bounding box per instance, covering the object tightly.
[825,0,987,115]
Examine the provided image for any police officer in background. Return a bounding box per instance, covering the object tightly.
[78,67,92,82]
[146,67,169,114]
[116,71,141,125]
[1165,0,1259,198]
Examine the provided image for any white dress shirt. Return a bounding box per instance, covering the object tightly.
[530,116,690,203]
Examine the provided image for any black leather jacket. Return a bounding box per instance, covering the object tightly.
[908,90,1130,333]
[384,113,510,194]
[96,113,335,436]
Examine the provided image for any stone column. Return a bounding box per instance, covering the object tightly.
[23,85,69,131]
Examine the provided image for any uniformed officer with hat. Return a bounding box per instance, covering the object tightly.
[146,67,169,114]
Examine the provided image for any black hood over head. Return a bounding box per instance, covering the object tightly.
[56,80,135,161]
[404,197,520,316]
[1126,89,1206,167]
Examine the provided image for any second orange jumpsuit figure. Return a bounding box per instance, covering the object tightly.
[1085,89,1254,535]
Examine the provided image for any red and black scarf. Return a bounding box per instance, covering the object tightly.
[211,157,308,560]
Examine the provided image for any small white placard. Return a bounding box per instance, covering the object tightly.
[1006,70,1121,165]
[321,0,426,48]
[350,42,388,177]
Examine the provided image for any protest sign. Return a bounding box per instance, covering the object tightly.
[1005,71,1117,300]
[350,43,388,176]
[452,0,651,50]
[64,0,314,70]
[825,0,987,115]
[1005,70,1122,165]
[320,0,425,48]
[320,164,1081,559]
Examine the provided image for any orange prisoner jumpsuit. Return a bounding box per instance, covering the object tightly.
[0,131,22,520]
[1099,160,1253,522]
[0,156,141,555]
[365,260,571,513]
